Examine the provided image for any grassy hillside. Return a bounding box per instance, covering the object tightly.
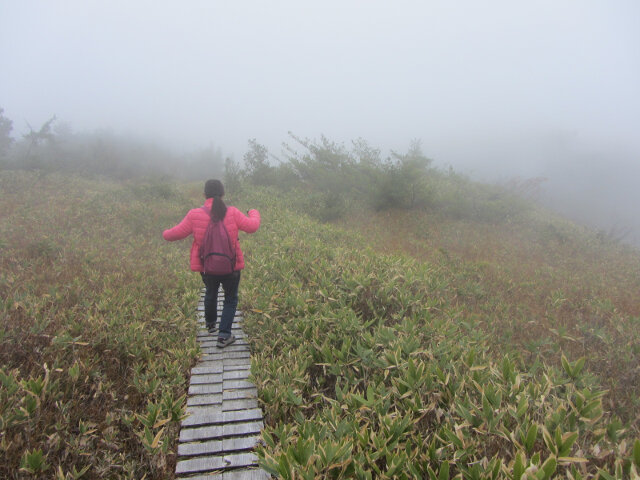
[0,171,202,479]
[2,170,639,479]
[237,186,640,478]
[336,200,640,424]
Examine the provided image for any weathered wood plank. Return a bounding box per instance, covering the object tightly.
[179,424,223,442]
[186,405,222,416]
[223,469,271,480]
[223,408,263,423]
[199,340,249,349]
[223,369,251,380]
[224,379,256,390]
[189,383,223,395]
[175,452,258,475]
[202,351,250,360]
[223,358,252,368]
[179,419,263,443]
[197,359,231,368]
[223,420,263,437]
[178,435,262,458]
[222,435,263,452]
[177,439,222,457]
[200,344,250,354]
[182,408,263,427]
[182,411,225,428]
[222,398,259,412]
[186,393,222,406]
[192,364,224,375]
[223,389,258,401]
[190,373,223,385]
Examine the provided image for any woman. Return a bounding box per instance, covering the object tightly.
[163,179,261,348]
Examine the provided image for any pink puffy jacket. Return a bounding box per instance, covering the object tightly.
[163,198,261,272]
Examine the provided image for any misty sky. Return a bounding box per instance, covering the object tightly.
[1,1,637,159]
[2,1,640,238]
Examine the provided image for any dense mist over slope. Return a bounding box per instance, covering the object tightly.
[2,1,638,244]
[433,130,640,246]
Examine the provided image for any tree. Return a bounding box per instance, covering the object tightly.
[243,139,276,186]
[224,157,243,194]
[24,115,57,147]
[0,108,13,159]
[390,139,433,208]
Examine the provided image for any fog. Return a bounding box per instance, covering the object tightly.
[2,1,639,243]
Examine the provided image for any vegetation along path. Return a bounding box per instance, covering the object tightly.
[175,289,269,479]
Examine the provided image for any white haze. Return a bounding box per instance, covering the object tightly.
[1,1,639,242]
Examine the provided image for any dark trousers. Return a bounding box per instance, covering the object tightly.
[201,271,241,339]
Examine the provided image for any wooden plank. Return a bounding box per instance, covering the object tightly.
[179,420,262,443]
[192,364,224,375]
[199,339,248,349]
[199,343,249,353]
[197,359,229,368]
[189,383,223,395]
[177,439,222,457]
[200,344,250,354]
[202,351,250,360]
[182,411,225,428]
[223,389,258,401]
[178,435,262,458]
[223,369,251,381]
[175,452,258,475]
[186,405,222,416]
[223,421,263,437]
[191,373,223,385]
[222,398,259,412]
[182,408,263,427]
[224,380,256,390]
[223,470,271,480]
[186,393,222,406]
[179,424,223,442]
[223,409,263,423]
[222,435,262,452]
[223,358,252,368]
[201,343,250,352]
[180,418,263,443]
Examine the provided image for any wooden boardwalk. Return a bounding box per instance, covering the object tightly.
[175,292,270,479]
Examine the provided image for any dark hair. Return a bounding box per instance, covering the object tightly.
[204,179,227,221]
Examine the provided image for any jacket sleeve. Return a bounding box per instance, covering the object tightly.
[234,208,261,233]
[163,211,194,241]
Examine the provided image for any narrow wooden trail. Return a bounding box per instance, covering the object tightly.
[175,291,270,479]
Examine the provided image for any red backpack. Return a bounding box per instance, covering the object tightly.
[198,207,236,275]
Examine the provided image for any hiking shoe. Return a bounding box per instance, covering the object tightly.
[207,325,217,334]
[216,335,235,348]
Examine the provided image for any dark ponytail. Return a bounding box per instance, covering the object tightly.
[204,179,227,221]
